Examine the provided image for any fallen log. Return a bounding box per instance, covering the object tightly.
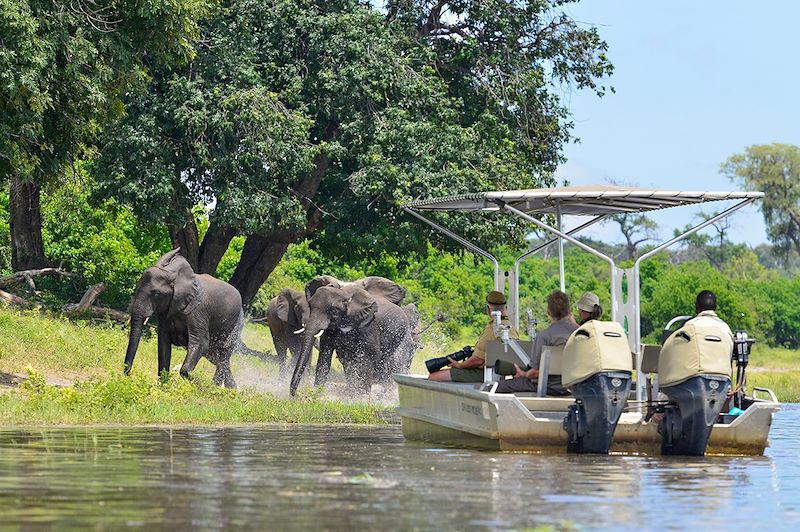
[67,306,131,323]
[0,268,76,291]
[66,282,106,312]
[63,282,130,323]
[0,288,32,308]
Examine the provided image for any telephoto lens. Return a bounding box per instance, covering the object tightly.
[425,346,474,373]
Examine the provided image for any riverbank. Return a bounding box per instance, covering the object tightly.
[0,307,394,425]
[1,306,797,425]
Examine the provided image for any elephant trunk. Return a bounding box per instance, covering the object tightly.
[289,318,326,396]
[124,315,146,375]
[289,329,315,396]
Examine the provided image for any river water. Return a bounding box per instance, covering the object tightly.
[0,405,798,530]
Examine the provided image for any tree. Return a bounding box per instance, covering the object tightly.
[0,0,211,270]
[94,0,614,306]
[673,210,747,268]
[721,143,800,257]
[607,213,658,260]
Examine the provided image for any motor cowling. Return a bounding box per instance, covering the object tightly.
[562,321,633,454]
[658,320,733,456]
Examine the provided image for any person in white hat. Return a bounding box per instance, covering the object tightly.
[575,292,602,325]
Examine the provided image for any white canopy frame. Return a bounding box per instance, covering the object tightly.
[403,184,763,405]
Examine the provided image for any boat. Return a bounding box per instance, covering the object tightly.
[394,184,780,455]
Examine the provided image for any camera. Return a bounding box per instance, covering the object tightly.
[425,346,474,373]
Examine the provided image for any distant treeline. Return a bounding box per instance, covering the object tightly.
[1,181,798,348]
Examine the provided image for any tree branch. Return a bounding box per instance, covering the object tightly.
[0,268,76,290]
[0,289,32,308]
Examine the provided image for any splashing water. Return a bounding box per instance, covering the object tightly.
[232,354,401,405]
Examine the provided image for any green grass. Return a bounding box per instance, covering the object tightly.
[0,368,386,425]
[0,306,389,425]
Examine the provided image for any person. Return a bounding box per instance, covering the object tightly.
[575,291,603,325]
[428,290,519,383]
[495,290,582,395]
[686,290,733,338]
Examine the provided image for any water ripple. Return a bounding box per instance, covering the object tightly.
[0,407,798,530]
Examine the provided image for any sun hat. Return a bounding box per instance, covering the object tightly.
[576,292,600,312]
[486,291,507,305]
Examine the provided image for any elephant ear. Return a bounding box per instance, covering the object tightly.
[360,276,406,305]
[305,275,341,300]
[275,290,293,322]
[155,248,183,268]
[346,287,378,329]
[290,289,309,324]
[163,252,202,314]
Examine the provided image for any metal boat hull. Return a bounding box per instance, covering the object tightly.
[395,374,779,455]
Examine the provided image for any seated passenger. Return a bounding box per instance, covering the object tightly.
[686,290,732,338]
[428,291,519,383]
[575,291,603,325]
[494,290,580,395]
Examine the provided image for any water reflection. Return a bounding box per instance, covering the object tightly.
[0,407,797,530]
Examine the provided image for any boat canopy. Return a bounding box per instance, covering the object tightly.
[404,184,764,215]
[403,183,764,408]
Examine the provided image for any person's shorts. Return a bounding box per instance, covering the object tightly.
[449,367,483,383]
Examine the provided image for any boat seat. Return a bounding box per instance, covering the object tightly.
[484,341,565,398]
[536,346,565,397]
[640,344,662,402]
[484,340,534,376]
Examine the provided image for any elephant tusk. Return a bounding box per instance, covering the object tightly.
[143,316,150,326]
[293,327,305,335]
[314,330,324,338]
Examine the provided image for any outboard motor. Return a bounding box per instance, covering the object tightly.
[658,320,733,456]
[561,321,633,454]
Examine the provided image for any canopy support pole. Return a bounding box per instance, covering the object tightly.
[403,207,502,291]
[512,215,607,329]
[501,203,618,320]
[557,204,565,293]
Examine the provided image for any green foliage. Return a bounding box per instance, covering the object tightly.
[39,168,170,308]
[0,0,212,181]
[92,0,615,284]
[641,260,756,340]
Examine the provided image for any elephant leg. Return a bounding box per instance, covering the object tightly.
[361,327,381,389]
[344,352,373,395]
[181,326,209,381]
[213,359,236,388]
[157,320,173,380]
[287,333,302,377]
[272,329,289,375]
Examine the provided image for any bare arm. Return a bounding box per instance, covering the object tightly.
[449,354,484,369]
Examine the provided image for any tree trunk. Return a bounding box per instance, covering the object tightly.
[227,123,335,305]
[167,211,200,272]
[229,234,291,307]
[9,175,46,270]
[197,224,236,275]
[230,147,332,306]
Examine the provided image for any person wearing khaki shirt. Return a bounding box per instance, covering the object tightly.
[428,290,519,383]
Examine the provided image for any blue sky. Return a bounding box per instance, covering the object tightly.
[554,0,800,246]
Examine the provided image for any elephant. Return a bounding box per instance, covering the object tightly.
[304,275,407,306]
[265,288,309,376]
[289,277,417,396]
[123,248,244,387]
